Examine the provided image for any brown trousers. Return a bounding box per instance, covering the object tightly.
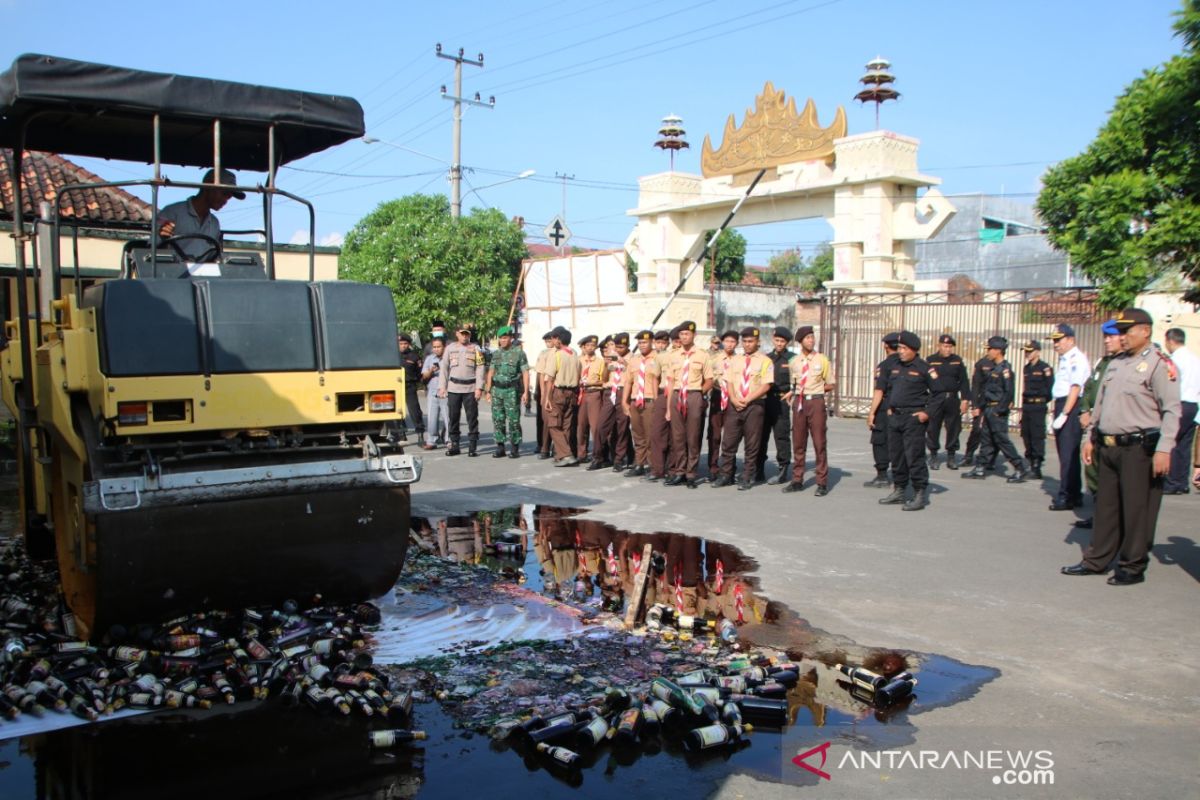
[576,390,603,460]
[650,391,671,478]
[599,395,631,465]
[669,390,706,479]
[546,387,578,459]
[538,384,552,454]
[790,395,829,485]
[707,388,726,473]
[720,400,765,483]
[628,398,655,467]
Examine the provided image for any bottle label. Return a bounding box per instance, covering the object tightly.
[370,731,396,748]
[549,748,576,765]
[694,725,729,748]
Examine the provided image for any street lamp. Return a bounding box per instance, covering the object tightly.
[462,170,536,206]
[361,136,447,165]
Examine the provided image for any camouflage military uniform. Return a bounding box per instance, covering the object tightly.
[489,343,529,447]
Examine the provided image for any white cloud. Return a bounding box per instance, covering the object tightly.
[319,232,345,247]
[288,229,308,245]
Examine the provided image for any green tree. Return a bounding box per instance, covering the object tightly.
[1037,0,1200,308]
[763,248,802,287]
[701,228,747,283]
[340,194,527,335]
[797,242,834,292]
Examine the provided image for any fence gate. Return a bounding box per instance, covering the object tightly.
[822,288,1103,417]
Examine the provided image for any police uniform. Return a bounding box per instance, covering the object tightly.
[544,328,582,464]
[879,331,937,510]
[760,326,794,483]
[622,330,660,477]
[646,330,674,481]
[665,321,714,487]
[397,334,425,441]
[439,327,486,456]
[924,334,969,469]
[575,335,609,464]
[707,333,739,476]
[712,327,773,490]
[598,333,633,471]
[487,326,529,458]
[1020,340,1053,477]
[962,336,1032,482]
[1049,323,1090,509]
[961,354,998,467]
[864,333,901,487]
[785,326,833,495]
[1063,308,1181,585]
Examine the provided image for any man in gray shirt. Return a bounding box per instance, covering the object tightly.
[157,168,246,261]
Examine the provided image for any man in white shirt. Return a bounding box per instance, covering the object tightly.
[1163,328,1200,494]
[1048,323,1089,510]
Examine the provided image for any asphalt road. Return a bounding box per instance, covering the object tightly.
[410,406,1199,799]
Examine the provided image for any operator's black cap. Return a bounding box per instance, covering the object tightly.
[1114,307,1153,330]
[987,335,1009,350]
[898,331,921,351]
[201,168,246,200]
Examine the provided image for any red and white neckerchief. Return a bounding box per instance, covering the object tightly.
[794,355,811,412]
[677,350,693,416]
[719,356,730,411]
[631,550,642,574]
[733,583,746,624]
[609,360,625,405]
[714,559,724,594]
[673,565,684,612]
[575,530,586,571]
[605,542,619,576]
[635,358,647,408]
[578,355,593,405]
[740,357,753,401]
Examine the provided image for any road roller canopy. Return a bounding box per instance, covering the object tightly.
[0,53,365,169]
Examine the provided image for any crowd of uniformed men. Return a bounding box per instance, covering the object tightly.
[397,307,1195,586]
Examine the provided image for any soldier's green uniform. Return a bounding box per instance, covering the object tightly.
[1080,353,1117,494]
[487,326,530,457]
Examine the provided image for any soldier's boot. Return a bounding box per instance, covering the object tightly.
[928,450,941,470]
[509,444,521,459]
[961,465,987,479]
[863,470,890,488]
[878,486,906,505]
[1031,458,1043,479]
[1006,459,1034,483]
[959,453,975,468]
[446,439,461,456]
[946,451,959,470]
[493,443,506,459]
[902,488,929,511]
[468,438,479,457]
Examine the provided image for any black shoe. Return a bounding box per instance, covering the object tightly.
[493,445,506,458]
[537,451,552,460]
[1048,500,1076,511]
[711,475,733,488]
[509,448,520,459]
[959,455,975,468]
[644,473,663,482]
[781,481,805,494]
[961,467,986,479]
[1031,467,1043,479]
[753,473,766,484]
[737,480,753,491]
[587,460,605,471]
[686,479,701,489]
[627,466,647,478]
[468,449,478,458]
[929,454,940,470]
[946,454,959,471]
[1074,517,1093,529]
[446,445,461,456]
[1006,464,1032,483]
[767,472,788,485]
[863,473,890,488]
[902,491,928,511]
[1061,563,1103,576]
[613,463,627,473]
[664,475,684,487]
[1107,571,1145,586]
[878,487,906,505]
[815,485,829,497]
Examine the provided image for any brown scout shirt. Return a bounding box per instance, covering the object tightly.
[786,351,834,395]
[624,351,661,402]
[579,353,609,389]
[546,347,581,388]
[1088,345,1181,452]
[665,346,715,391]
[725,352,773,404]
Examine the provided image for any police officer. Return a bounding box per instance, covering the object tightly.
[1062,308,1181,585]
[485,325,529,458]
[438,324,486,456]
[761,326,794,484]
[1020,340,1054,478]
[1075,319,1123,528]
[397,333,425,443]
[960,348,999,469]
[961,336,1033,482]
[864,332,901,487]
[925,334,969,470]
[879,331,937,511]
[1048,323,1089,510]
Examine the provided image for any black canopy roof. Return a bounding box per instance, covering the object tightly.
[0,54,365,170]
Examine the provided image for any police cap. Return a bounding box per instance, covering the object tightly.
[1114,307,1153,331]
[1101,319,1120,336]
[1048,323,1075,340]
[1022,339,1040,352]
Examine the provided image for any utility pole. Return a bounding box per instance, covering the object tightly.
[437,43,494,218]
[555,172,574,255]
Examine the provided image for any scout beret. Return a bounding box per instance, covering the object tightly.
[613,333,630,346]
[1101,319,1120,335]
[496,325,513,337]
[397,333,413,344]
[542,330,555,341]
[669,325,683,338]
[1022,339,1040,352]
[579,335,598,346]
[987,335,1009,350]
[559,329,573,346]
[1048,323,1075,339]
[678,320,697,332]
[1114,307,1152,330]
[772,325,792,340]
[795,325,814,342]
[653,330,671,341]
[635,330,653,342]
[740,326,760,338]
[882,331,901,346]
[720,330,739,340]
[938,334,956,346]
[898,331,921,351]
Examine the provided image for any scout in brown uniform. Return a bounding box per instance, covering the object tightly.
[575,335,609,464]
[646,329,674,481]
[712,327,773,490]
[1062,308,1181,585]
[663,321,714,488]
[534,331,556,459]
[543,327,582,466]
[599,332,633,471]
[622,330,660,478]
[782,325,835,496]
[707,331,739,477]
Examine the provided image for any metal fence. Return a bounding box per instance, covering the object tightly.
[822,288,1104,416]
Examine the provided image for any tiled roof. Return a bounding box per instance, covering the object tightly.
[0,149,152,225]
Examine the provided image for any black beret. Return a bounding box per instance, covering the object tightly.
[740,326,760,339]
[898,331,921,351]
[987,335,1009,350]
[542,330,555,341]
[613,333,630,346]
[938,334,956,346]
[397,333,413,344]
[635,330,653,342]
[883,331,901,346]
[678,320,696,332]
[795,325,814,342]
[773,325,792,340]
[669,325,682,338]
[559,330,573,346]
[720,330,739,340]
[579,335,599,346]
[653,330,671,341]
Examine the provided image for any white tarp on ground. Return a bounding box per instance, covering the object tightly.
[521,250,628,336]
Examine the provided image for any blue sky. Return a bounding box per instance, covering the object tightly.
[7,0,1186,263]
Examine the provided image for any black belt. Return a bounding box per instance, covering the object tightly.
[492,379,520,389]
[1023,397,1048,403]
[1096,429,1159,447]
[450,377,476,385]
[554,385,578,390]
[891,406,923,413]
[795,393,825,401]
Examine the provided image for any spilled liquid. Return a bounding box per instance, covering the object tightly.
[0,504,998,798]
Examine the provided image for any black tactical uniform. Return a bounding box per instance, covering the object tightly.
[963,337,1033,482]
[759,328,793,483]
[864,335,901,487]
[925,336,969,470]
[879,331,937,511]
[961,355,997,468]
[397,336,425,441]
[1020,342,1054,478]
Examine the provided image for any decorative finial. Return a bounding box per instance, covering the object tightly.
[654,114,690,171]
[854,56,900,129]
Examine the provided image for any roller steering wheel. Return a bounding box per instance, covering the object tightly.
[159,234,222,266]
